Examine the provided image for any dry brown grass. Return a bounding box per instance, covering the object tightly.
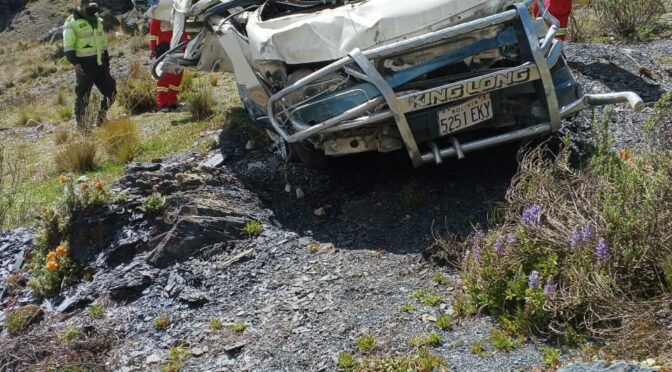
[94,117,140,163]
[183,81,215,120]
[54,135,99,173]
[116,60,155,115]
[0,324,120,371]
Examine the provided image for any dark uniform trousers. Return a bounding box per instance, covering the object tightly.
[75,58,116,128]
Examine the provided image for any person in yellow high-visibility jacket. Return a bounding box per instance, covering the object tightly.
[63,0,116,129]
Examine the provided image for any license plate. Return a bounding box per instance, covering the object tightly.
[437,94,493,135]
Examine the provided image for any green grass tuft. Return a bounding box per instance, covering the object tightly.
[356,334,376,354]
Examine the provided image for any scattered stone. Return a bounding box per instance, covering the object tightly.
[145,354,161,364]
[247,162,264,171]
[314,207,326,217]
[421,314,437,322]
[284,183,292,193]
[245,140,255,150]
[24,119,39,127]
[191,346,208,357]
[76,175,89,184]
[126,162,161,172]
[295,187,305,200]
[35,124,44,131]
[201,153,225,168]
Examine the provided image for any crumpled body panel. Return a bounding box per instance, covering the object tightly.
[246,0,512,64]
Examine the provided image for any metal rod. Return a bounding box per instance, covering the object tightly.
[420,123,552,164]
[560,92,644,118]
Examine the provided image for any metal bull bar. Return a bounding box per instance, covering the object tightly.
[267,2,644,167]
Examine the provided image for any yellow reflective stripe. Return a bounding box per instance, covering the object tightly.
[78,31,94,38]
[556,28,567,36]
[76,50,97,57]
[149,36,158,41]
[168,85,181,91]
[64,46,75,52]
[156,87,170,92]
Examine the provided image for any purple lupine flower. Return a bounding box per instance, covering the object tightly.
[522,204,542,227]
[506,233,517,246]
[544,282,557,297]
[528,271,540,289]
[494,236,506,257]
[473,229,485,258]
[580,226,593,242]
[596,239,609,262]
[569,228,581,250]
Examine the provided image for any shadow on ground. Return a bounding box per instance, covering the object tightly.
[568,60,667,103]
[217,121,521,255]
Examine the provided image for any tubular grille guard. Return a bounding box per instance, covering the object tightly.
[267,2,643,167]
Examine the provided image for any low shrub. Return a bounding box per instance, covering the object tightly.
[183,81,215,120]
[27,243,80,297]
[231,322,246,333]
[138,193,166,216]
[154,314,171,331]
[116,61,155,115]
[438,104,672,358]
[242,220,263,237]
[356,334,376,354]
[162,344,189,372]
[94,117,140,163]
[54,137,98,173]
[5,305,43,335]
[357,348,446,371]
[593,0,665,40]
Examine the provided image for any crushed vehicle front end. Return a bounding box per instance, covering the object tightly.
[153,0,644,167]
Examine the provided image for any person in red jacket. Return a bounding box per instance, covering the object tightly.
[148,18,186,112]
[532,0,573,41]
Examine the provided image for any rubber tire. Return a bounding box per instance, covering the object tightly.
[288,141,329,170]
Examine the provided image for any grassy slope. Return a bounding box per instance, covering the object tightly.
[0,33,243,228]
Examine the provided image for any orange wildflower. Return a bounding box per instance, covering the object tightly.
[95,181,104,190]
[59,175,66,184]
[47,251,57,261]
[55,245,68,256]
[619,149,632,160]
[46,260,58,272]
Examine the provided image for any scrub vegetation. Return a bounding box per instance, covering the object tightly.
[433,93,672,360]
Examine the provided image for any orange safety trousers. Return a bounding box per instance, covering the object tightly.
[149,18,186,107]
[532,0,573,40]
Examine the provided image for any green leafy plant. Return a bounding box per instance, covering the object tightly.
[242,220,263,237]
[162,344,189,372]
[435,314,452,330]
[400,303,417,312]
[357,348,445,371]
[356,334,376,354]
[139,193,166,216]
[469,342,489,358]
[488,329,521,352]
[337,351,358,371]
[432,273,450,285]
[307,243,320,253]
[60,325,80,342]
[542,346,561,368]
[411,289,442,306]
[86,304,105,318]
[409,332,442,348]
[28,242,81,297]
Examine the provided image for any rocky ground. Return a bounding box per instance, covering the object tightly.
[0,16,671,372]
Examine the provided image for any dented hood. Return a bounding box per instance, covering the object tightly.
[246,0,513,64]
